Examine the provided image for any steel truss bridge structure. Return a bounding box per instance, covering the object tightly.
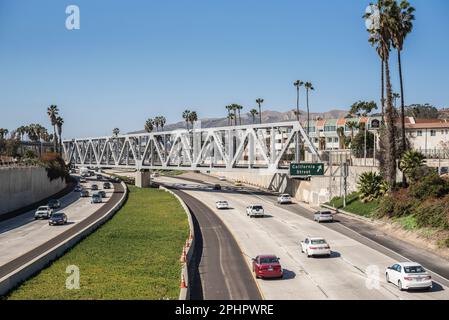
[63,121,320,173]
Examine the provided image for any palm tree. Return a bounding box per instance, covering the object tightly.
[228,113,235,126]
[364,0,398,189]
[159,116,166,131]
[225,105,232,126]
[145,118,154,133]
[0,128,8,140]
[233,104,243,125]
[112,128,120,136]
[47,105,59,152]
[154,116,160,132]
[182,110,191,130]
[256,98,264,124]
[392,92,400,108]
[293,80,304,122]
[249,109,259,124]
[304,82,314,135]
[399,150,425,182]
[56,116,64,154]
[346,121,359,140]
[389,0,415,159]
[188,111,198,128]
[16,126,27,141]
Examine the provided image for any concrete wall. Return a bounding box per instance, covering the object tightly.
[211,165,378,206]
[0,167,67,216]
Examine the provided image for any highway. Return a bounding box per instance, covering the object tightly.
[0,175,123,280]
[156,174,449,300]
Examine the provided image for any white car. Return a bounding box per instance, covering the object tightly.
[216,200,229,209]
[386,262,432,291]
[300,237,331,257]
[246,205,264,218]
[314,211,334,223]
[34,206,53,219]
[218,176,226,181]
[277,194,292,204]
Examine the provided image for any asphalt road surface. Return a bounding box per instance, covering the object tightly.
[0,176,124,281]
[157,175,449,300]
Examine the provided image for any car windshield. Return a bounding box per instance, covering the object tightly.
[281,194,290,197]
[253,206,263,210]
[320,211,331,215]
[52,214,64,218]
[311,239,327,245]
[404,265,426,274]
[260,257,279,264]
[38,206,48,210]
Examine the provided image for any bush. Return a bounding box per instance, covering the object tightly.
[357,171,388,202]
[41,152,69,182]
[414,198,449,230]
[376,189,415,218]
[409,172,449,200]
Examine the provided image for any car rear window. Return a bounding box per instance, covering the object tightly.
[52,213,64,218]
[320,211,332,215]
[311,239,327,245]
[253,206,263,210]
[38,207,48,210]
[260,257,279,264]
[404,266,426,274]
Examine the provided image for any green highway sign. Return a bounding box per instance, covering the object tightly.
[289,163,324,176]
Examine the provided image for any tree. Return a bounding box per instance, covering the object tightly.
[47,105,59,152]
[364,0,398,189]
[249,109,259,124]
[188,111,198,128]
[399,150,426,182]
[357,171,388,202]
[304,82,314,135]
[182,110,191,130]
[112,128,120,136]
[337,127,347,149]
[234,104,243,125]
[389,0,415,165]
[346,121,359,139]
[349,100,378,117]
[0,128,8,140]
[225,105,233,126]
[16,126,27,141]
[159,116,166,131]
[56,116,64,155]
[145,118,154,133]
[293,80,304,122]
[405,104,439,119]
[256,98,264,124]
[392,93,400,108]
[351,129,375,158]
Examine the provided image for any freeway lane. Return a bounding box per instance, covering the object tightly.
[170,188,261,300]
[0,176,124,281]
[157,176,449,300]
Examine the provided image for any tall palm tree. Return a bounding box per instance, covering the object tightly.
[392,92,400,108]
[255,98,264,124]
[56,116,64,155]
[293,80,304,122]
[228,113,235,126]
[188,111,198,128]
[389,0,415,159]
[154,116,160,132]
[249,109,259,124]
[16,126,27,141]
[228,105,238,126]
[233,104,243,125]
[225,105,232,126]
[364,0,398,189]
[112,128,120,136]
[145,118,154,133]
[304,82,314,136]
[159,116,166,131]
[0,128,8,140]
[47,105,59,152]
[182,110,191,130]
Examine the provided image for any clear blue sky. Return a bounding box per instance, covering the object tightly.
[1,0,448,138]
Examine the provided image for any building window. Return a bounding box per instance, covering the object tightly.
[327,137,333,143]
[431,130,436,136]
[324,126,336,132]
[417,130,422,136]
[371,119,380,129]
[334,137,338,143]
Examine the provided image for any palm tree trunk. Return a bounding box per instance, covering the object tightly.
[306,89,310,136]
[258,104,262,124]
[398,49,407,186]
[238,110,241,125]
[53,125,58,153]
[384,59,397,189]
[381,59,385,121]
[296,87,300,121]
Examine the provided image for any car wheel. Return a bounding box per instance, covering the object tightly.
[398,280,404,291]
[386,273,390,283]
[306,250,311,258]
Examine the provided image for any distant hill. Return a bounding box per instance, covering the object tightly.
[129,109,349,133]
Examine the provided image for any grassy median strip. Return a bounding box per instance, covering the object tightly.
[7,186,189,300]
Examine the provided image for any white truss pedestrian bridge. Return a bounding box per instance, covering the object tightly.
[62,121,320,174]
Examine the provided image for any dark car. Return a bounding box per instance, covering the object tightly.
[91,184,99,191]
[49,212,68,226]
[47,199,61,209]
[213,184,221,190]
[96,174,103,180]
[252,255,283,279]
[98,190,107,198]
[74,185,82,192]
[103,182,111,189]
[80,190,89,197]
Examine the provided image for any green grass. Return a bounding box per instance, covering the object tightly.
[7,186,189,300]
[394,214,418,231]
[326,192,380,217]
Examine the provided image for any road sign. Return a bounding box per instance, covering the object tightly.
[289,163,324,176]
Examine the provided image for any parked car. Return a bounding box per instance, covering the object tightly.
[98,190,107,198]
[252,255,283,279]
[277,194,292,204]
[34,206,53,219]
[91,193,102,204]
[103,182,111,189]
[314,211,334,223]
[47,199,61,209]
[80,189,89,197]
[386,262,432,291]
[96,174,103,180]
[246,205,264,218]
[91,184,99,191]
[216,200,229,210]
[74,185,82,192]
[213,184,222,190]
[49,212,68,226]
[300,237,331,257]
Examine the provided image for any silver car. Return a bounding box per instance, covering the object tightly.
[34,206,53,219]
[314,211,334,223]
[277,194,292,204]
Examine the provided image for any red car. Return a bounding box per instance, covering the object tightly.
[252,255,283,279]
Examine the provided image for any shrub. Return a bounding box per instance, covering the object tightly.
[414,198,449,230]
[376,189,415,218]
[399,150,426,182]
[357,171,388,202]
[41,152,69,182]
[409,172,449,200]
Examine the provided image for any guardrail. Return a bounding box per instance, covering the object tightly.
[0,179,128,297]
[159,186,195,300]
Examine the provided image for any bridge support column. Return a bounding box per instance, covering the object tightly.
[135,170,151,188]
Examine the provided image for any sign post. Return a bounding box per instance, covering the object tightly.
[289,163,324,177]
